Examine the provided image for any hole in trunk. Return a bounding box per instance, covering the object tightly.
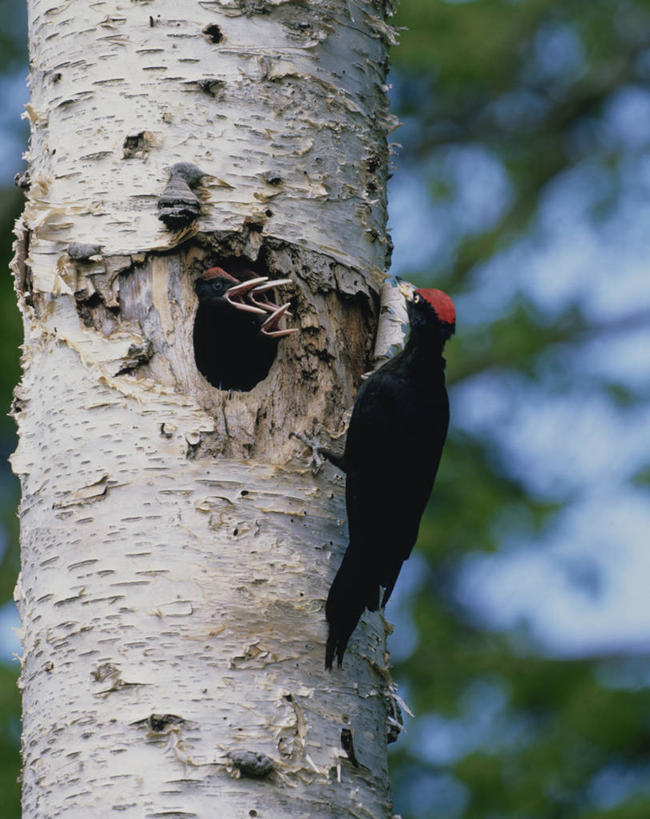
[203,24,223,43]
[193,264,291,391]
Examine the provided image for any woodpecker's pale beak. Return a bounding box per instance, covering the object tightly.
[248,278,293,313]
[260,302,298,337]
[396,279,416,302]
[225,277,269,314]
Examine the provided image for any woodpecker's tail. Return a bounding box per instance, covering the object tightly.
[325,548,379,670]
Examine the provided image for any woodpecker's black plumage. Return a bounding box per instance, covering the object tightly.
[194,267,295,391]
[325,287,455,669]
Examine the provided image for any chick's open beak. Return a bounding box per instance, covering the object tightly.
[225,277,269,314]
[248,278,293,313]
[260,302,298,338]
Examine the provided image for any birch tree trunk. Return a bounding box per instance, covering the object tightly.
[12,1,400,816]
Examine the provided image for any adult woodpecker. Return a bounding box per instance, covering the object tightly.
[194,267,296,391]
[325,284,456,669]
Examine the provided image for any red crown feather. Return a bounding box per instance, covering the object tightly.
[415,288,456,325]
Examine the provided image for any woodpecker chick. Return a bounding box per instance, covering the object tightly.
[193,267,296,391]
[325,286,455,669]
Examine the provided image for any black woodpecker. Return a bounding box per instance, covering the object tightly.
[325,285,456,669]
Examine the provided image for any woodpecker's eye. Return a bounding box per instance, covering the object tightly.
[414,293,422,304]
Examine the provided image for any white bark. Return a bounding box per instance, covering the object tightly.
[14,1,400,816]
[23,0,396,295]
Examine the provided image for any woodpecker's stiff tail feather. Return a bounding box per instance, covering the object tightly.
[325,551,379,669]
[325,284,455,668]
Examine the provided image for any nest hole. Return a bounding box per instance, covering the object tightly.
[193,263,284,392]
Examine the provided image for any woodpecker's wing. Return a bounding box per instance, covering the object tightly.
[326,357,449,667]
[344,359,449,599]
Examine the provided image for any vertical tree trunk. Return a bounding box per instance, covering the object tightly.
[13,1,399,815]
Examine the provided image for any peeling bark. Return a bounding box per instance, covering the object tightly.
[14,1,401,816]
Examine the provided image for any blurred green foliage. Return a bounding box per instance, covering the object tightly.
[0,2,27,815]
[1,1,650,817]
[0,163,22,819]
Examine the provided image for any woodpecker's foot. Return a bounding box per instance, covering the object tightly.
[291,429,327,474]
[291,427,346,475]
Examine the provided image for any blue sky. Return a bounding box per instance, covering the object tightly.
[0,69,27,181]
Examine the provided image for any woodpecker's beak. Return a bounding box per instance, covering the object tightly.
[260,302,298,337]
[248,278,293,313]
[225,277,269,314]
[396,279,416,302]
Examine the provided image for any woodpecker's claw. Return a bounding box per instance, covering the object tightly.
[290,430,326,474]
[260,302,298,338]
[225,277,269,314]
[248,278,293,312]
